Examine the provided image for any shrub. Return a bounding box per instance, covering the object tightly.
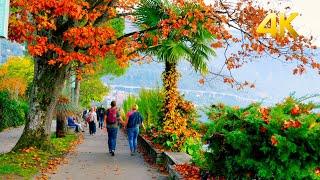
[203,97,320,179]
[154,94,200,151]
[182,137,205,167]
[122,88,163,130]
[0,91,28,131]
[122,94,137,119]
[122,88,201,151]
[136,89,164,130]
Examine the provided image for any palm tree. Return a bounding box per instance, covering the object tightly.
[134,0,215,127]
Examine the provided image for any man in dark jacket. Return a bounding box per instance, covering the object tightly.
[97,106,106,129]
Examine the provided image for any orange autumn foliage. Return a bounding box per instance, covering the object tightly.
[8,0,319,84]
[0,57,34,98]
[0,77,27,97]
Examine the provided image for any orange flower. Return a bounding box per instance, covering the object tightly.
[290,104,300,116]
[259,126,267,133]
[316,167,320,176]
[292,120,302,128]
[271,135,278,146]
[283,119,302,130]
[259,107,270,124]
[233,106,240,110]
[283,120,291,129]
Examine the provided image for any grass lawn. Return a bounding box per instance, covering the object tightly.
[0,133,79,179]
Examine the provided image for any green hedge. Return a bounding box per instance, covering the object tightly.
[0,91,28,131]
[122,88,163,130]
[203,97,320,179]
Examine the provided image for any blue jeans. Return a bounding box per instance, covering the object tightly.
[89,121,96,134]
[107,127,118,152]
[127,127,139,153]
[98,116,104,128]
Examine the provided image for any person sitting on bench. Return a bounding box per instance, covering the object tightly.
[67,116,84,132]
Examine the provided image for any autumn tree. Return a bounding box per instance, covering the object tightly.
[9,0,135,150]
[72,18,126,106]
[134,0,215,148]
[9,0,319,150]
[0,56,34,99]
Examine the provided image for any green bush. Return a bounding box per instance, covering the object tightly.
[122,94,137,117]
[122,88,163,131]
[136,89,163,130]
[0,91,28,131]
[202,97,320,179]
[182,137,205,167]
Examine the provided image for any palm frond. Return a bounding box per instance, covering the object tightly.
[135,0,166,28]
[134,0,217,75]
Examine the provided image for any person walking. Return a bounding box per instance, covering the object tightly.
[88,107,97,135]
[125,104,144,156]
[82,109,88,127]
[97,106,106,129]
[104,101,123,156]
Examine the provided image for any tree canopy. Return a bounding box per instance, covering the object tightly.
[9,0,319,82]
[0,56,34,98]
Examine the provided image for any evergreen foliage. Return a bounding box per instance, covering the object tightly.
[203,97,320,179]
[0,91,28,131]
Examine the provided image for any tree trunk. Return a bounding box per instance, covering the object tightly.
[74,78,80,107]
[56,114,66,138]
[162,60,179,123]
[13,58,68,151]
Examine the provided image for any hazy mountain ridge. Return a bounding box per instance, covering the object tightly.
[1,37,319,108]
[0,39,24,63]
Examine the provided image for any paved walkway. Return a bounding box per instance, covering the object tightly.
[49,127,165,180]
[0,122,56,153]
[0,126,24,153]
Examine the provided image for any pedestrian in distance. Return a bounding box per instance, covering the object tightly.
[124,104,144,156]
[97,106,106,129]
[82,109,88,127]
[87,107,97,135]
[103,101,124,156]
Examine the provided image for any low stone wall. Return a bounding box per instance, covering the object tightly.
[138,134,164,164]
[138,134,192,179]
[164,152,192,180]
[168,164,184,180]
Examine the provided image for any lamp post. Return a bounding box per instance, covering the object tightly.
[0,0,10,39]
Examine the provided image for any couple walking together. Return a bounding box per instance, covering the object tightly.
[103,101,144,156]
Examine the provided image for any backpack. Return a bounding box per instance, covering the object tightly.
[82,110,87,119]
[127,112,142,128]
[107,108,117,124]
[85,113,91,123]
[86,112,93,122]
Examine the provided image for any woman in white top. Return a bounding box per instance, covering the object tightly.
[88,107,97,135]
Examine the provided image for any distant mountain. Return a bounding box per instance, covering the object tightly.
[1,25,318,108]
[103,48,320,107]
[109,20,320,107]
[0,39,24,63]
[103,61,275,107]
